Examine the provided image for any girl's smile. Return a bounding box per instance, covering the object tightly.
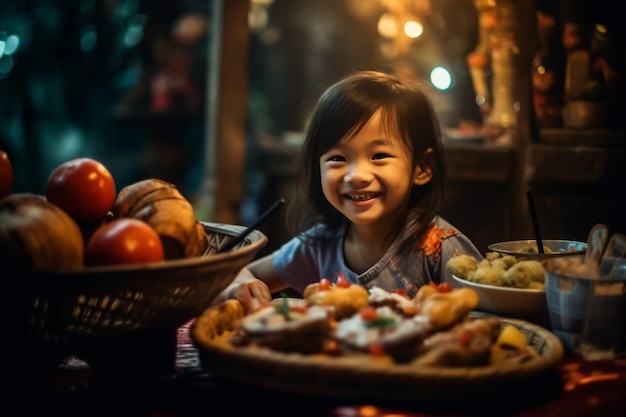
[343,192,381,202]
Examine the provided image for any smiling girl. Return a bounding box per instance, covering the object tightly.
[218,70,483,312]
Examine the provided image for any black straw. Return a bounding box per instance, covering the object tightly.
[219,198,285,252]
[525,189,544,254]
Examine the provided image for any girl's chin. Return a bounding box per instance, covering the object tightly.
[342,211,382,225]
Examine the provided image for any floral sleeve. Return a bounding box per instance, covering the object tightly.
[414,223,456,262]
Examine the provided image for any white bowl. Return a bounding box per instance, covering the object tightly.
[452,274,550,326]
[487,239,587,261]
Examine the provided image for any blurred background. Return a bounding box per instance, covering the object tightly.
[0,0,210,204]
[1,0,624,254]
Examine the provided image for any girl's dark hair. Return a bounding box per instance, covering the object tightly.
[286,70,446,249]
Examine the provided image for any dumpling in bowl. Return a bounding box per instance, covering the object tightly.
[446,254,479,280]
[468,261,503,286]
[488,253,518,270]
[501,260,545,288]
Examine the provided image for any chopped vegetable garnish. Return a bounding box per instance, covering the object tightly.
[429,281,453,293]
[336,272,351,288]
[276,298,290,319]
[496,325,528,350]
[362,315,396,329]
[458,329,472,347]
[368,342,385,356]
[393,288,409,298]
[359,306,379,321]
[319,278,331,291]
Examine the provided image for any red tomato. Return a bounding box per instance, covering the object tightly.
[0,150,13,199]
[46,157,116,224]
[458,329,473,347]
[368,342,385,356]
[319,278,331,291]
[336,272,351,288]
[323,339,341,356]
[289,305,308,314]
[359,306,378,321]
[437,282,454,293]
[85,218,164,266]
[429,281,454,293]
[393,288,409,299]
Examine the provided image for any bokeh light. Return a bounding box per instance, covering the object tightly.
[430,66,452,90]
[403,20,423,38]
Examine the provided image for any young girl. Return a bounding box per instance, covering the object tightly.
[219,70,483,312]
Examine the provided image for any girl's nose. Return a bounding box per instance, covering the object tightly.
[344,161,372,184]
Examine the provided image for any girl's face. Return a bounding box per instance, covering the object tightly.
[320,110,431,228]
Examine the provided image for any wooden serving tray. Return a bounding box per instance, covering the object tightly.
[190,302,564,402]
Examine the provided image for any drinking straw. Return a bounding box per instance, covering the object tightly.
[219,198,286,252]
[525,189,544,254]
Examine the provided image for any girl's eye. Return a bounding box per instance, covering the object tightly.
[325,155,345,162]
[372,153,390,160]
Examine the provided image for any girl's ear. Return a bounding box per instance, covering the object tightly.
[413,147,433,185]
[413,167,432,185]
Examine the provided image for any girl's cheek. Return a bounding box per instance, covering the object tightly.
[322,167,339,181]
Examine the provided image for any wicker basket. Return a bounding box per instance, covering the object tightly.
[7,222,267,375]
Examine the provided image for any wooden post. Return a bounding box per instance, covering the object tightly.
[203,0,249,224]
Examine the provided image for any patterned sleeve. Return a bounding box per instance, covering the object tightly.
[415,217,484,287]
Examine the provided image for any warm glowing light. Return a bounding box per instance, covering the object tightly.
[536,64,546,75]
[430,66,452,90]
[249,7,269,30]
[357,405,379,416]
[377,13,399,38]
[403,20,423,38]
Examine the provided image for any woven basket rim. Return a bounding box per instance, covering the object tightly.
[29,222,267,276]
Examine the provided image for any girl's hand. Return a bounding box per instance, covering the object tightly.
[229,279,272,314]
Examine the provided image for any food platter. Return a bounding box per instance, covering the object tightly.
[191,303,564,402]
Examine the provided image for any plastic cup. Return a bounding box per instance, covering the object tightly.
[544,256,626,360]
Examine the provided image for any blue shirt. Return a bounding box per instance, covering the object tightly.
[272,216,483,299]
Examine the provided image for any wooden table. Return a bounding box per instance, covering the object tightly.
[15,322,626,417]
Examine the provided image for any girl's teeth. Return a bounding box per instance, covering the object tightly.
[349,193,375,201]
